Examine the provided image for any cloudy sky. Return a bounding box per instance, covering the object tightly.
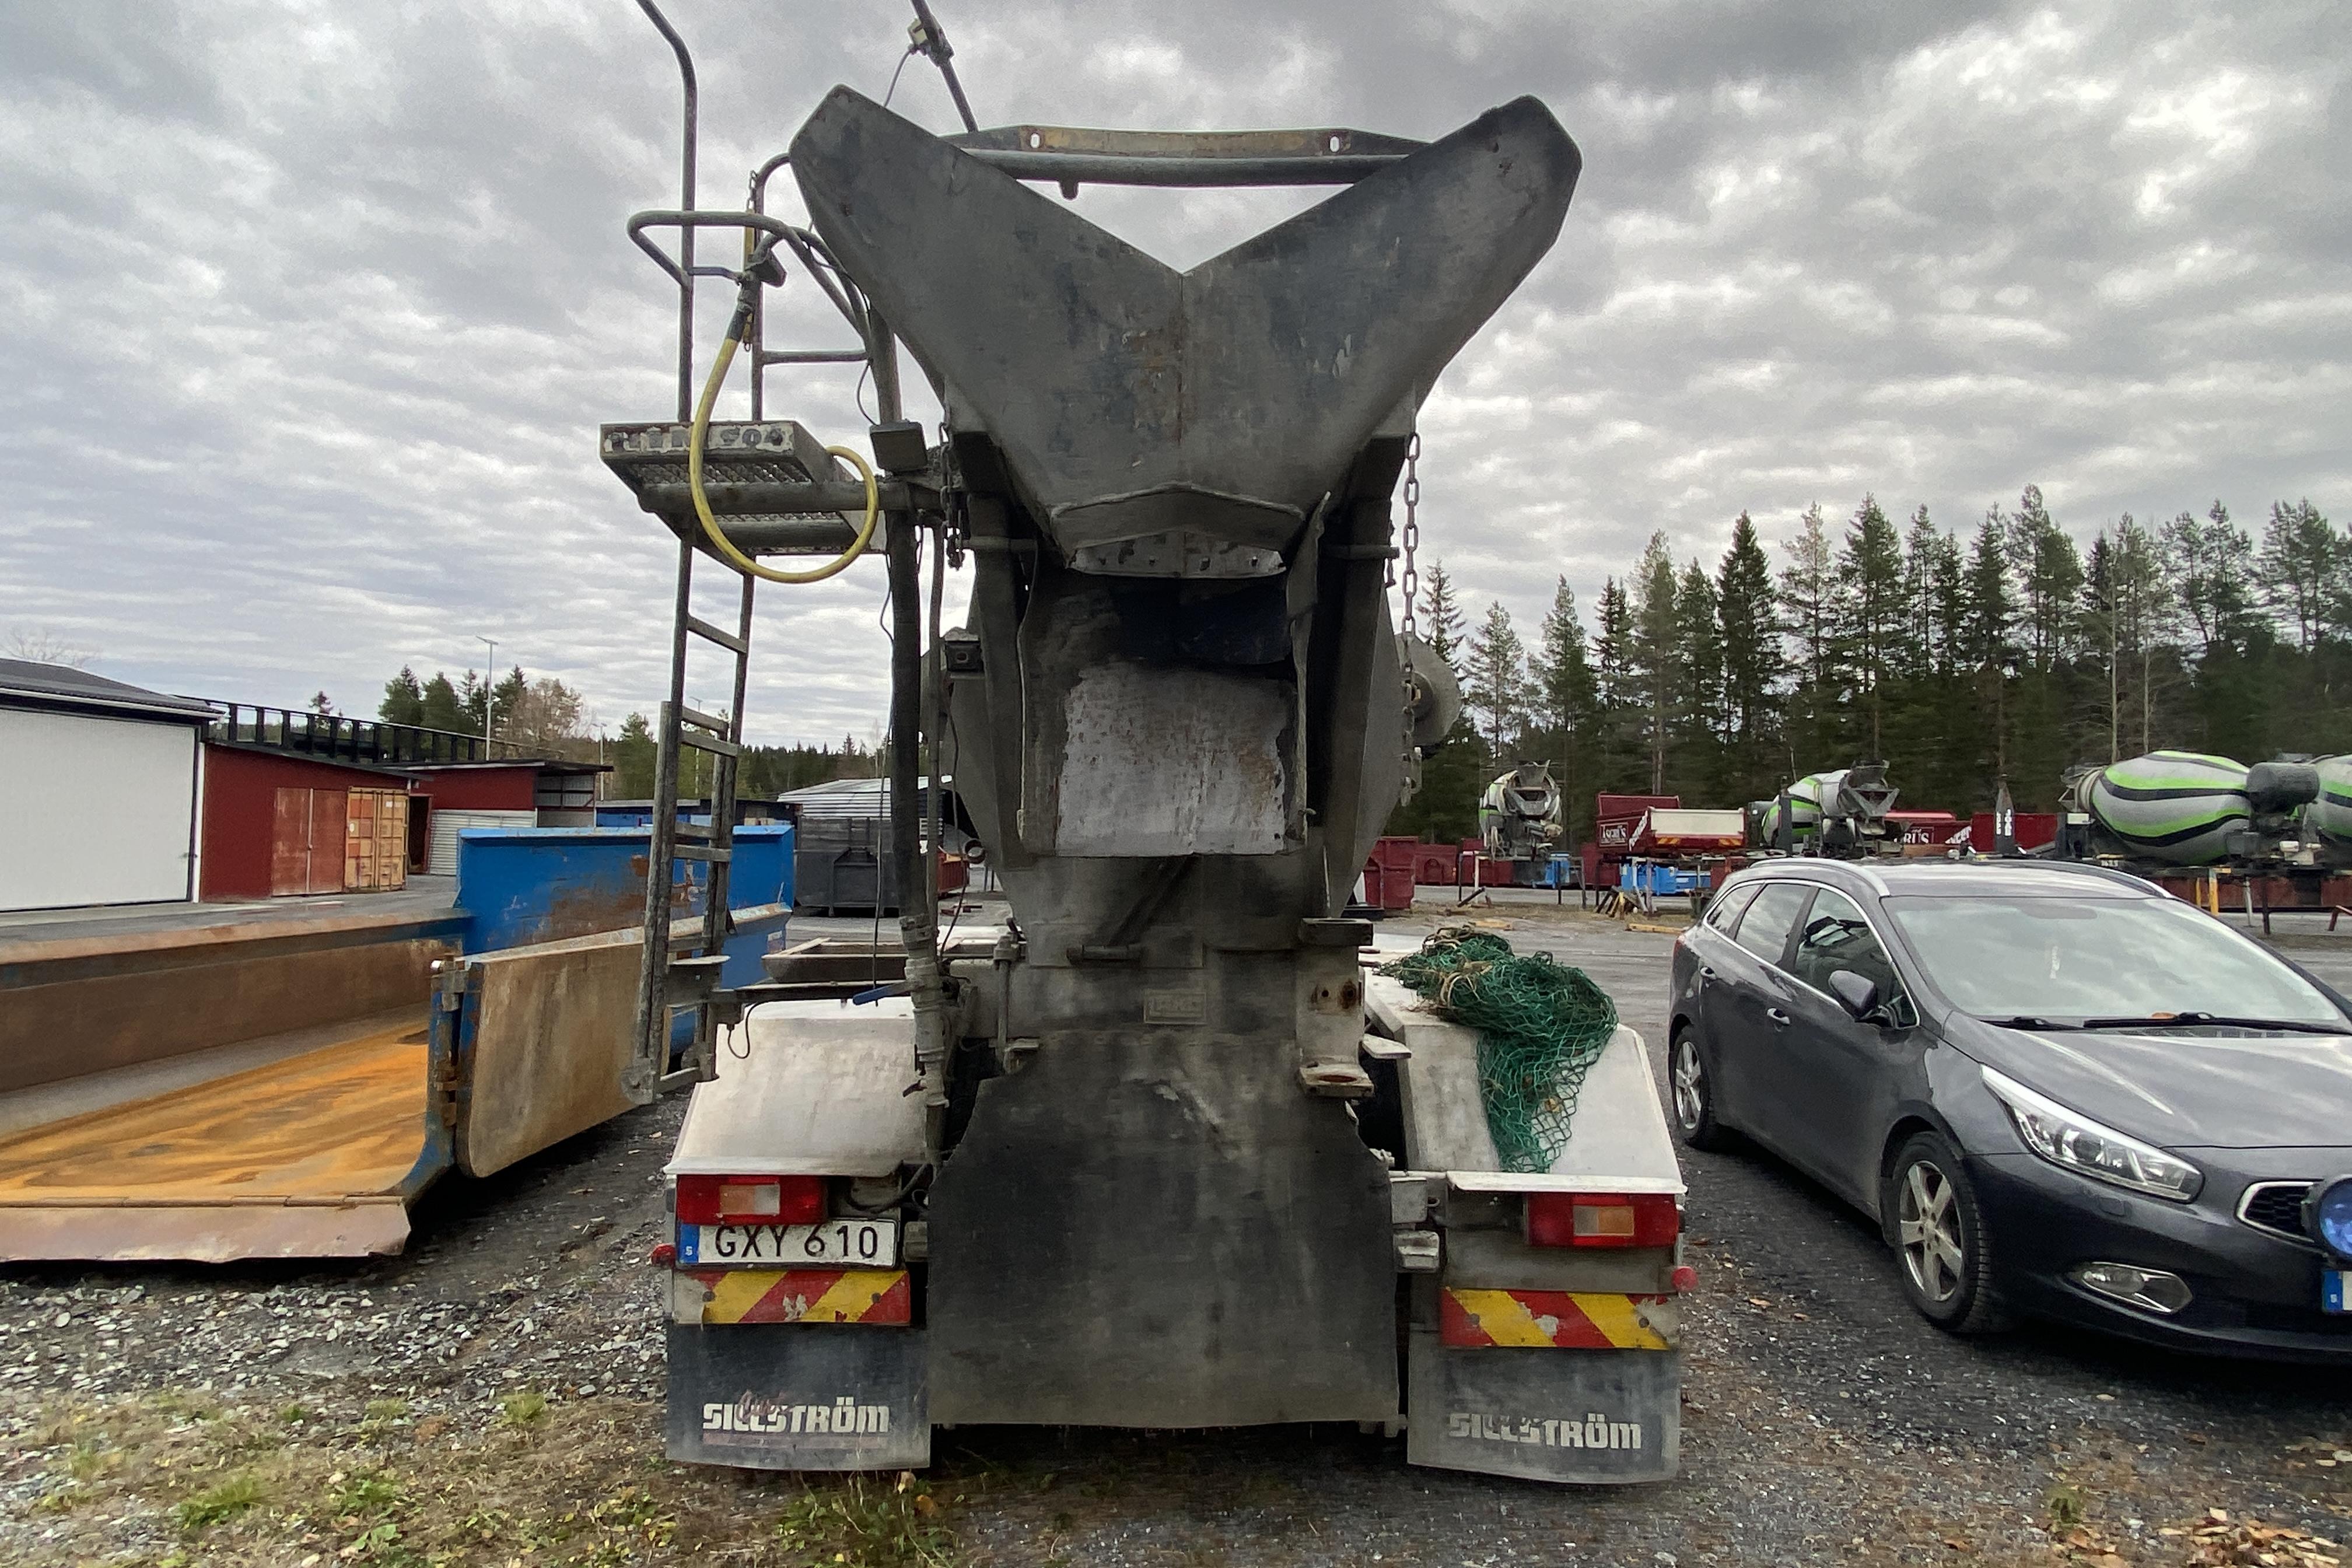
[3,1,2344,746]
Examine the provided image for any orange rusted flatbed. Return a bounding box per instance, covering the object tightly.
[0,896,785,1265]
[0,1010,439,1262]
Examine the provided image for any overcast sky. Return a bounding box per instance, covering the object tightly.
[3,1,2344,746]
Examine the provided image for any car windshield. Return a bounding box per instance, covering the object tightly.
[1881,893,2347,1028]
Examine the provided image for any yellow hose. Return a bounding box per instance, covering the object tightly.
[687,324,879,585]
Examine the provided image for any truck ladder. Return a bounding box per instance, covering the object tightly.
[626,548,755,1098]
[609,2,943,1102]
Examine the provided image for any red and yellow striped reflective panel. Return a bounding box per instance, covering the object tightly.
[687,1268,910,1325]
[1440,1288,1672,1349]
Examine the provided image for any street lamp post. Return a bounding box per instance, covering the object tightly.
[475,635,496,758]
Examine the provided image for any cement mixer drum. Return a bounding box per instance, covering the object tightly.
[2082,751,2250,864]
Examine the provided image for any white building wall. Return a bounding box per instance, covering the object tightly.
[0,708,198,911]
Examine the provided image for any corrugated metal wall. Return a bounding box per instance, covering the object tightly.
[426,810,534,875]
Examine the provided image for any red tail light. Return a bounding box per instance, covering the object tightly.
[1527,1192,1678,1249]
[675,1174,824,1227]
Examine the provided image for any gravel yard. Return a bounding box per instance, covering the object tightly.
[6,894,2352,1566]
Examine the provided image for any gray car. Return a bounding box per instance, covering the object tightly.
[1668,858,2352,1359]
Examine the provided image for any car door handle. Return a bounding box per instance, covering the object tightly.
[1766,1007,1791,1027]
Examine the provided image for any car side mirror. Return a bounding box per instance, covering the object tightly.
[1829,969,1880,1021]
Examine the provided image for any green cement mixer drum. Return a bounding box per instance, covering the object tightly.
[1757,771,1835,843]
[2308,756,2352,852]
[2084,750,2250,864]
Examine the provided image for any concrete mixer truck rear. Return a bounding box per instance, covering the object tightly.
[598,19,1689,1487]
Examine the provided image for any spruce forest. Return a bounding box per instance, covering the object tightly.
[1390,488,2346,847]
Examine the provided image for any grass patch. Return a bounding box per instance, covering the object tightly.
[335,1468,404,1518]
[23,1392,986,1567]
[500,1388,550,1426]
[152,1388,220,1423]
[177,1471,265,1532]
[2048,1483,2086,1530]
[773,1474,960,1567]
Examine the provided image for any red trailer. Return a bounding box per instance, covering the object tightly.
[1963,811,2060,854]
[1584,793,1679,888]
[1410,844,1458,885]
[1356,836,1419,913]
[1885,809,1964,851]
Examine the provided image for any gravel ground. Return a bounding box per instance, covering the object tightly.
[5,891,2352,1566]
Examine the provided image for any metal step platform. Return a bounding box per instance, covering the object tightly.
[600,419,876,556]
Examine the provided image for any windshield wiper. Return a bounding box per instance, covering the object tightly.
[2077,1012,2348,1035]
[1979,1015,2077,1030]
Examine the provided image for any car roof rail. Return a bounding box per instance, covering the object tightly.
[1933,854,2164,897]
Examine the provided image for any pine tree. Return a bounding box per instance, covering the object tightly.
[1964,510,2016,782]
[2082,530,2122,765]
[1714,512,1783,803]
[379,667,425,727]
[459,670,488,735]
[2259,498,2338,651]
[2004,486,2081,805]
[2160,502,2261,655]
[1464,600,1527,769]
[2108,513,2172,755]
[307,691,335,717]
[419,671,468,733]
[1777,504,1836,769]
[1420,560,1465,670]
[1592,578,1641,791]
[1532,577,1598,838]
[1892,509,1971,807]
[1672,558,1721,793]
[491,665,530,750]
[2008,485,2082,670]
[612,712,657,797]
[1630,534,1679,793]
[1899,507,1938,676]
[1909,514,1966,681]
[1837,494,1906,755]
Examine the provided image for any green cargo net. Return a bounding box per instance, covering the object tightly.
[1379,927,1618,1174]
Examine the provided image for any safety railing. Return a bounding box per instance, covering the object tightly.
[202,702,492,765]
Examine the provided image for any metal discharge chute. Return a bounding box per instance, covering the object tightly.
[785,89,1581,1428]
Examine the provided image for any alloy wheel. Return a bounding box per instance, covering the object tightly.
[1671,1038,1705,1132]
[1896,1158,1965,1305]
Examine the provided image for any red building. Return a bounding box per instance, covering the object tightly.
[402,761,603,873]
[197,754,607,899]
[198,745,418,900]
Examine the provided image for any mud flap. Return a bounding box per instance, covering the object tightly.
[1406,1326,1679,1483]
[664,1323,930,1471]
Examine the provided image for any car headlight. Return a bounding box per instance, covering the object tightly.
[2311,1177,2352,1259]
[1980,1067,2203,1202]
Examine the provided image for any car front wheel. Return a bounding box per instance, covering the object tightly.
[1886,1132,2010,1334]
[1669,1029,1729,1151]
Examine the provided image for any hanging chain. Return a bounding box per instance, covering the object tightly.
[1398,431,1422,640]
[937,419,967,568]
[1396,430,1424,794]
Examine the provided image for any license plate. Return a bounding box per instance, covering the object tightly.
[2327,1270,2348,1314]
[679,1220,897,1268]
